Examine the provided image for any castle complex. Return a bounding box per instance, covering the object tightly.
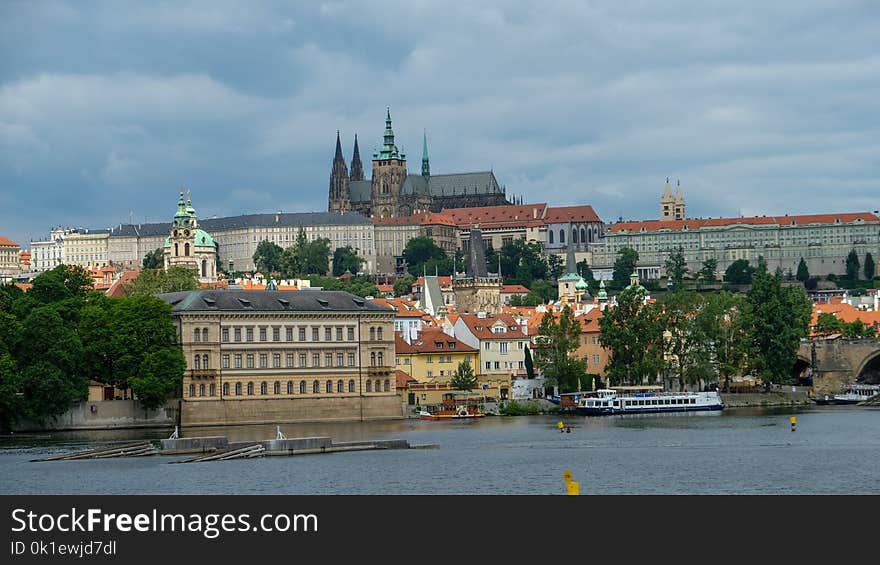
[328,108,511,218]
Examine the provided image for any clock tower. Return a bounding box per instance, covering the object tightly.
[164,191,218,283]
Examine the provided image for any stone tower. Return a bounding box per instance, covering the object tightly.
[454,228,502,314]
[673,179,686,221]
[660,177,675,221]
[370,107,408,218]
[329,131,351,214]
[164,191,217,284]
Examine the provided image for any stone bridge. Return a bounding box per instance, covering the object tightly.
[797,337,880,396]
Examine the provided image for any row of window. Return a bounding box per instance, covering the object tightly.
[187,378,392,397]
[212,326,386,343]
[485,361,523,371]
[218,351,376,369]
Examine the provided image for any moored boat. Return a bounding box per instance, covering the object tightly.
[575,388,724,416]
[810,383,880,405]
[419,392,486,420]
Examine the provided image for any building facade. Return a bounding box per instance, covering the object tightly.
[0,237,21,281]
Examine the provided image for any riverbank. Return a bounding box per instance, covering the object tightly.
[720,388,814,408]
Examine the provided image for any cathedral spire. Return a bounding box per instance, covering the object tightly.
[334,130,344,162]
[421,130,430,177]
[350,134,364,181]
[376,107,402,160]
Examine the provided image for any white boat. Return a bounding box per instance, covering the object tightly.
[575,388,724,416]
[810,383,880,405]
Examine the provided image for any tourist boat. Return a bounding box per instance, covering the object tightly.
[575,388,724,416]
[419,392,486,420]
[810,383,880,405]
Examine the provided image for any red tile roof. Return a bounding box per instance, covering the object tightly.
[442,203,548,230]
[501,284,530,294]
[105,270,141,298]
[420,212,456,227]
[545,205,602,224]
[0,236,19,247]
[608,212,879,233]
[395,328,477,354]
[395,370,418,388]
[457,313,528,340]
[413,276,453,289]
[370,297,427,317]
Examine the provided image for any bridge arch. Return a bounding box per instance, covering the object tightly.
[855,349,880,384]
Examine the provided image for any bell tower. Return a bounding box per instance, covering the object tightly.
[370,107,407,218]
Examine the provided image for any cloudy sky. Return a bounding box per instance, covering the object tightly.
[2,1,878,247]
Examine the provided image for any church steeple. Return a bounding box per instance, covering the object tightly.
[334,130,344,162]
[375,107,403,161]
[421,130,430,177]
[350,134,364,181]
[329,130,350,213]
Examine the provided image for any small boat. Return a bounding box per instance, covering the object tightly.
[810,383,880,405]
[575,388,724,416]
[419,392,486,420]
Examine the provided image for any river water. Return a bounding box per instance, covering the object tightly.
[1,406,878,495]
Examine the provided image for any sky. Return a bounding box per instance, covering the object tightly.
[1,1,879,248]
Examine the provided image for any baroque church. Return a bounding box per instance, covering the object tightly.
[329,108,512,218]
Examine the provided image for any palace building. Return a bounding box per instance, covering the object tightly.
[328,108,512,218]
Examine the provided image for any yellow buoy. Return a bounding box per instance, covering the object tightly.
[567,481,580,496]
[563,470,572,483]
[557,421,564,429]
[790,416,797,431]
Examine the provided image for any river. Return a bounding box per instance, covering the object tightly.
[1,405,877,495]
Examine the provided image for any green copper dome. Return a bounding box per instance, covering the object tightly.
[575,278,589,291]
[194,229,216,248]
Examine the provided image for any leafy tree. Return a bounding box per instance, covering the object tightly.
[547,254,565,280]
[523,345,536,380]
[724,259,755,285]
[845,249,860,280]
[300,238,331,275]
[697,257,718,289]
[695,291,752,391]
[332,246,364,277]
[576,259,594,282]
[599,286,665,385]
[124,266,199,296]
[534,305,587,392]
[662,290,712,391]
[0,351,23,428]
[843,320,876,338]
[612,247,639,289]
[865,253,875,280]
[498,239,548,286]
[449,358,478,391]
[745,269,813,384]
[29,264,94,305]
[814,312,843,335]
[664,246,689,290]
[402,236,447,276]
[253,240,283,275]
[796,258,810,283]
[393,275,415,298]
[528,281,558,303]
[142,247,165,270]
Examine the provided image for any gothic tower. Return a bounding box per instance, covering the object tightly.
[350,134,364,182]
[673,179,686,220]
[421,130,430,177]
[329,131,351,214]
[660,177,675,221]
[370,107,407,218]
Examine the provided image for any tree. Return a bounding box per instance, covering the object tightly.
[402,236,447,276]
[724,259,755,285]
[576,259,594,282]
[698,257,718,288]
[300,238,331,275]
[124,266,199,296]
[29,264,94,305]
[449,358,478,391]
[696,291,752,391]
[332,246,364,277]
[845,249,860,280]
[796,258,810,283]
[745,269,813,384]
[664,246,689,289]
[523,345,536,380]
[393,275,415,298]
[865,253,875,280]
[662,290,712,391]
[142,247,164,270]
[498,239,548,286]
[815,312,843,335]
[599,286,665,386]
[534,305,587,392]
[612,247,639,289]
[547,253,565,280]
[253,240,283,275]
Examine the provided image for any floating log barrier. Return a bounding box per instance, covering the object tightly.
[33,441,157,462]
[175,444,265,463]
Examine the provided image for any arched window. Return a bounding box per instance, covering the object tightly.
[287,381,293,395]
[260,382,267,395]
[572,229,578,244]
[377,352,384,366]
[189,383,195,397]
[203,328,209,341]
[366,380,372,392]
[202,354,209,369]
[184,243,190,256]
[194,355,201,370]
[384,379,390,392]
[223,382,229,396]
[581,228,587,244]
[300,381,306,394]
[235,382,242,396]
[199,383,205,397]
[210,383,216,397]
[193,328,201,342]
[337,380,344,393]
[313,380,320,394]
[201,259,207,278]
[559,229,565,243]
[548,230,554,244]
[369,327,376,341]
[370,352,376,366]
[174,243,179,256]
[274,381,280,395]
[326,380,332,393]
[348,379,355,393]
[375,379,381,392]
[377,327,383,340]
[247,382,254,395]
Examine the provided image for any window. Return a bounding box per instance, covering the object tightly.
[518,342,524,350]
[247,382,254,395]
[260,381,267,395]
[324,380,332,393]
[188,383,195,397]
[193,328,201,342]
[286,328,293,341]
[234,328,241,342]
[336,327,343,341]
[366,380,372,392]
[592,354,600,364]
[312,353,320,367]
[286,354,294,368]
[347,327,355,341]
[273,354,281,368]
[427,370,433,378]
[194,354,201,370]
[518,361,524,369]
[370,327,376,341]
[325,353,332,367]
[312,328,319,341]
[427,355,433,363]
[370,352,376,366]
[348,379,355,393]
[299,354,307,368]
[484,342,491,351]
[246,328,253,342]
[274,381,280,395]
[247,354,254,369]
[337,379,344,393]
[235,383,242,396]
[300,381,306,394]
[494,361,500,370]
[325,327,332,341]
[384,380,390,392]
[313,380,320,394]
[500,342,509,354]
[273,327,280,341]
[222,328,229,342]
[377,327,383,340]
[202,328,208,341]
[260,327,267,341]
[203,354,208,369]
[375,379,381,392]
[485,362,491,371]
[337,353,344,367]
[223,382,229,396]
[234,354,242,368]
[404,358,411,365]
[287,381,293,394]
[377,352,383,366]
[348,353,355,367]
[299,328,306,341]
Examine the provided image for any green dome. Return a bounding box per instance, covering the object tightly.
[163,236,170,248]
[575,278,589,291]
[194,229,216,248]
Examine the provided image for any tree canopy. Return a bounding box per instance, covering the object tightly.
[142,247,164,270]
[124,266,199,296]
[664,246,689,289]
[253,240,284,275]
[724,259,755,285]
[449,358,478,391]
[332,246,364,277]
[599,286,665,385]
[845,249,860,280]
[612,247,639,289]
[796,258,810,283]
[534,305,587,392]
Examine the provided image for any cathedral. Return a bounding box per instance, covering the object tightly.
[328,108,512,218]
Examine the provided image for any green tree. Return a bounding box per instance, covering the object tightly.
[697,257,718,289]
[843,320,876,338]
[746,269,813,384]
[29,264,94,305]
[664,246,689,290]
[124,266,199,296]
[534,305,587,392]
[662,290,712,391]
[599,286,665,385]
[695,291,752,391]
[499,239,548,286]
[724,259,755,285]
[814,312,843,335]
[393,275,415,298]
[300,238,331,275]
[523,345,535,380]
[332,246,364,277]
[612,247,639,289]
[402,236,447,276]
[865,253,875,280]
[253,240,284,275]
[845,249,860,280]
[547,254,565,280]
[528,281,558,304]
[449,358,478,391]
[796,258,810,283]
[0,350,23,428]
[142,247,164,270]
[576,259,594,282]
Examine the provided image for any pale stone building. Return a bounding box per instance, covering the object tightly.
[0,237,21,282]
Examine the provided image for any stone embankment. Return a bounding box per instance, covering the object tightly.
[720,387,814,408]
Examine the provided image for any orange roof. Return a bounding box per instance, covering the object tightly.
[18,250,31,259]
[14,283,32,292]
[395,328,477,354]
[395,370,418,388]
[501,284,530,294]
[106,270,141,298]
[376,284,394,292]
[0,236,19,247]
[456,313,528,340]
[413,276,453,289]
[420,212,456,227]
[370,297,427,317]
[811,302,880,335]
[442,203,548,230]
[545,205,602,224]
[608,212,879,234]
